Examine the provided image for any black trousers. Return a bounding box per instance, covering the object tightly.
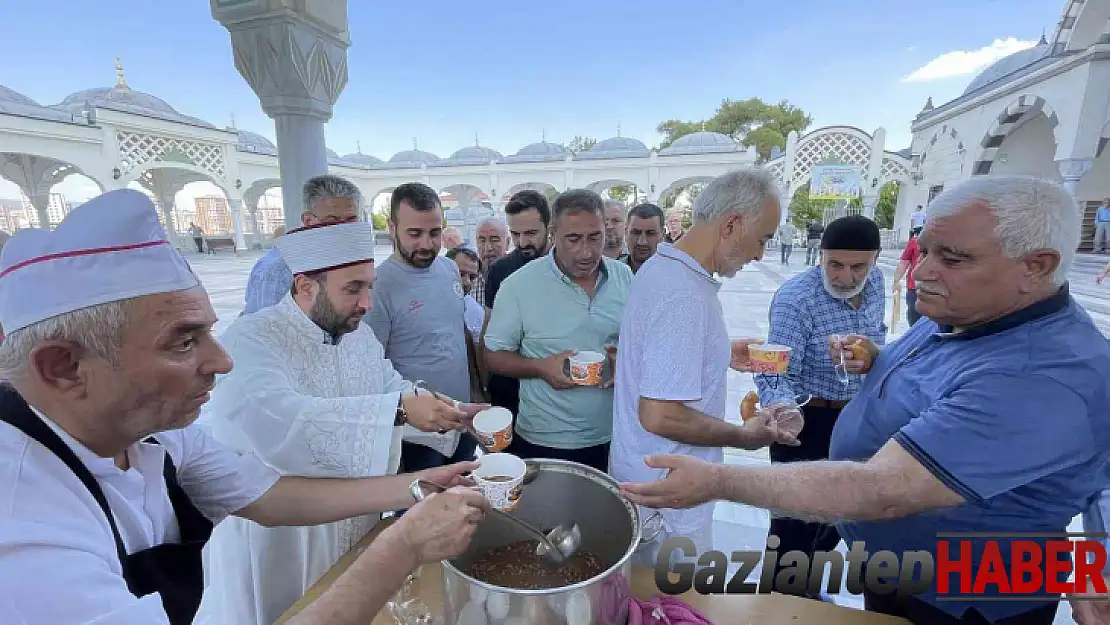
[906,288,922,326]
[766,403,843,597]
[400,433,479,472]
[506,435,610,473]
[864,591,1058,625]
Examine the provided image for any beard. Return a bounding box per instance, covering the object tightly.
[309,292,364,338]
[605,233,622,249]
[396,236,438,268]
[822,271,869,300]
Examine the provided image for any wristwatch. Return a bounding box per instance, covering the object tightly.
[394,394,408,426]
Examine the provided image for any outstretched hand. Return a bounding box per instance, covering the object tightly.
[619,455,721,510]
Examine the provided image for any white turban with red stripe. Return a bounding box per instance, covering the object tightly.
[0,189,199,334]
[275,221,375,275]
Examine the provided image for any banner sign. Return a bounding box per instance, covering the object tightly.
[810,165,863,200]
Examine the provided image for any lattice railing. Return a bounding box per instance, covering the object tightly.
[116,131,225,179]
[881,158,910,181]
[791,132,871,188]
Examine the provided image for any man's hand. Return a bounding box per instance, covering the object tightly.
[396,487,489,565]
[402,394,468,433]
[741,402,802,448]
[538,350,577,390]
[1069,575,1110,625]
[600,344,618,389]
[619,455,721,509]
[1098,274,1107,285]
[828,334,878,374]
[891,280,901,293]
[414,461,479,490]
[730,338,764,372]
[456,402,490,425]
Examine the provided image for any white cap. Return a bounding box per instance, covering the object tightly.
[0,189,200,334]
[274,221,376,275]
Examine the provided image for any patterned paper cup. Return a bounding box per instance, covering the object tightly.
[569,351,604,386]
[474,453,527,512]
[748,344,792,374]
[473,407,513,452]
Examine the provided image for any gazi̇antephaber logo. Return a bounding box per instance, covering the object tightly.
[654,532,1109,600]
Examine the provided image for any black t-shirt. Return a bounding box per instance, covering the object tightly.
[806,223,825,240]
[483,248,541,414]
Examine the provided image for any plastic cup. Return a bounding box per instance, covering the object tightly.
[473,453,527,512]
[569,351,604,385]
[473,407,513,452]
[748,344,792,374]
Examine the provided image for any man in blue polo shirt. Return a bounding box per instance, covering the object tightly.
[619,175,1110,625]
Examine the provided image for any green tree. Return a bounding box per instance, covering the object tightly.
[607,186,632,203]
[874,181,900,229]
[657,97,813,162]
[567,136,597,154]
[371,210,388,231]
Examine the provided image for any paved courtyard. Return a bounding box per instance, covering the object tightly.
[190,244,1103,623]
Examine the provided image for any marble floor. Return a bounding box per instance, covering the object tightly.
[190,244,1104,624]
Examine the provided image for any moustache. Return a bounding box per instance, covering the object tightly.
[917,283,947,297]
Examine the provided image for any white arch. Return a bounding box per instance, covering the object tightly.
[973,94,1061,175]
[121,161,232,196]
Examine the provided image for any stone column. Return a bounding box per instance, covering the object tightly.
[862,195,879,219]
[1057,158,1093,200]
[228,198,248,250]
[30,194,52,231]
[212,1,350,230]
[157,191,182,250]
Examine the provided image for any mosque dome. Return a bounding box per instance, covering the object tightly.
[0,86,40,108]
[577,136,650,160]
[0,84,82,123]
[388,149,440,166]
[51,60,213,127]
[236,130,277,155]
[341,153,385,167]
[962,39,1051,96]
[659,131,740,155]
[445,145,503,164]
[503,141,568,163]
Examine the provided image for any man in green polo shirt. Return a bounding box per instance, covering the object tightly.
[483,189,633,472]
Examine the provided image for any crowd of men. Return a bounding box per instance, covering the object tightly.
[0,168,1107,625]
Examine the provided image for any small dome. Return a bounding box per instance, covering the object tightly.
[577,136,650,160]
[0,86,40,107]
[341,153,385,167]
[962,41,1050,96]
[388,149,439,165]
[237,130,277,154]
[53,85,213,127]
[448,145,503,163]
[659,131,739,155]
[503,141,568,163]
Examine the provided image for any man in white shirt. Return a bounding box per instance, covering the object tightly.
[199,219,487,625]
[610,169,804,567]
[0,190,488,625]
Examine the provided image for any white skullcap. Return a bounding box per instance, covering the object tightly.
[275,221,375,275]
[0,189,200,334]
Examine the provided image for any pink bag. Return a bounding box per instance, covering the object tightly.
[626,595,714,625]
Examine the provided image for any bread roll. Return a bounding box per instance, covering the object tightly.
[740,391,759,421]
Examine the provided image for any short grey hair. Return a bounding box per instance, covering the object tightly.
[0,300,133,381]
[691,168,780,224]
[604,199,624,211]
[475,216,507,234]
[302,175,362,214]
[926,175,1080,286]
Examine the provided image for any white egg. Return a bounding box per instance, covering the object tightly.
[458,600,489,625]
[523,599,550,624]
[566,589,593,625]
[486,591,510,621]
[468,585,489,606]
[546,594,567,616]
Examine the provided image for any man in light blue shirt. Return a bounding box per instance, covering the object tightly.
[241,175,361,315]
[483,189,633,472]
[1094,197,1110,253]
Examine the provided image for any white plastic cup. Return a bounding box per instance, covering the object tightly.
[568,350,604,385]
[473,407,513,452]
[473,453,527,512]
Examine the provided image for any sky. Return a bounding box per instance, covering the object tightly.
[0,0,1064,205]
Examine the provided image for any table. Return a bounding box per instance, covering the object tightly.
[276,520,909,625]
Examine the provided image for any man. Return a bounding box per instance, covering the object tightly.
[448,247,485,345]
[480,190,552,415]
[603,199,628,260]
[0,190,487,625]
[621,176,1110,625]
[367,183,478,472]
[1094,197,1110,254]
[755,215,887,599]
[804,220,824,265]
[484,189,633,471]
[199,219,484,625]
[893,228,923,326]
[442,226,463,251]
[909,203,927,232]
[472,216,508,307]
[242,175,360,314]
[778,219,799,265]
[664,211,686,243]
[188,222,204,253]
[624,202,666,273]
[1072,491,1110,625]
[609,169,803,568]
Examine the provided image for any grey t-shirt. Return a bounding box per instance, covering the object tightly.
[366,256,470,404]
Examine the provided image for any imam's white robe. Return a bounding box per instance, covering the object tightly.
[195,295,411,625]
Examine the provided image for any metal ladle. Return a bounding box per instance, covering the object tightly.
[408,479,582,565]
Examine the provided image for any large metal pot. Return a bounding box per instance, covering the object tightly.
[441,458,660,625]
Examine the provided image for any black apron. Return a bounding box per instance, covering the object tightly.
[0,386,213,625]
